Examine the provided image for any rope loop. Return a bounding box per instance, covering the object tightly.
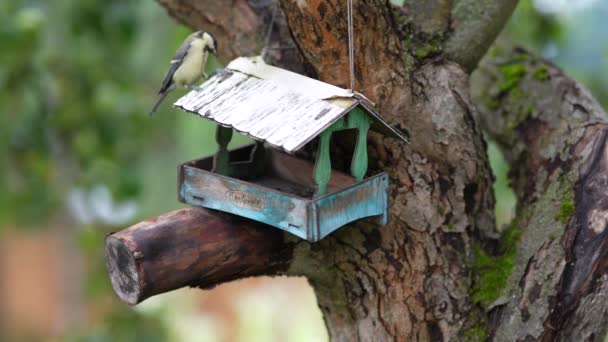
[347,0,355,92]
[262,4,278,61]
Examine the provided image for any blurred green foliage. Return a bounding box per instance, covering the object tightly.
[0,0,195,339]
[1,0,171,225]
[507,0,565,49]
[507,0,608,108]
[0,0,250,339]
[63,308,168,342]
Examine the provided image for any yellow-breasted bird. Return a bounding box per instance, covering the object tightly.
[149,30,218,115]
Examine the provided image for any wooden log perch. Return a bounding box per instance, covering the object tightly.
[104,207,291,305]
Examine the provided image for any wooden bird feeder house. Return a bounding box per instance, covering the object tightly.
[173,56,409,241]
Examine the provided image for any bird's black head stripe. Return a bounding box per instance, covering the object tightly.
[207,31,218,51]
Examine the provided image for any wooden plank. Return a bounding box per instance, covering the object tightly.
[183,146,356,197]
[178,146,388,242]
[174,71,351,154]
[182,166,310,239]
[174,57,409,155]
[267,150,355,193]
[312,109,373,195]
[104,207,289,305]
[226,56,354,101]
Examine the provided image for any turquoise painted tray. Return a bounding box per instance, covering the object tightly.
[178,144,389,242]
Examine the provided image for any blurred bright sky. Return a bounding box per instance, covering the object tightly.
[542,0,607,74]
[534,0,601,14]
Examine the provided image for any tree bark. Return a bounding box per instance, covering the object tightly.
[105,207,291,305]
[104,0,608,340]
[472,46,608,341]
[156,0,310,73]
[148,1,500,341]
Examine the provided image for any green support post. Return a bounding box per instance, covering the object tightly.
[313,107,373,196]
[251,140,267,177]
[314,130,333,197]
[213,125,233,176]
[348,108,372,181]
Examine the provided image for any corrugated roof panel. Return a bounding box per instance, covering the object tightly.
[226,56,353,101]
[173,57,409,153]
[174,70,352,153]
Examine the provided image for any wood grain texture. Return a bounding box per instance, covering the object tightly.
[175,68,355,153]
[155,0,518,75]
[272,4,496,339]
[179,149,389,241]
[105,207,291,305]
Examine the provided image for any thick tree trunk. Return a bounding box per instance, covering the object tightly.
[472,46,608,341]
[104,0,608,340]
[152,1,504,340]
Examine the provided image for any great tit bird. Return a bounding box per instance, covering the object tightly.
[149,30,218,115]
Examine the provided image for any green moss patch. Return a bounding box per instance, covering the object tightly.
[533,66,550,81]
[499,62,527,93]
[462,309,488,342]
[471,223,522,308]
[555,197,575,224]
[413,35,443,59]
[393,18,446,62]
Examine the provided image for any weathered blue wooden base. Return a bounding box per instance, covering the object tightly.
[178,145,389,242]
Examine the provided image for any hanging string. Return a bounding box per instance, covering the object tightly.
[347,0,355,92]
[261,4,278,61]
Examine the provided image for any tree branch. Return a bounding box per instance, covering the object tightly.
[156,0,260,61]
[472,47,608,341]
[155,0,310,73]
[392,0,518,71]
[444,0,519,71]
[105,207,292,304]
[401,0,452,36]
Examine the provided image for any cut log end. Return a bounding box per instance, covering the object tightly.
[103,207,292,305]
[105,235,141,305]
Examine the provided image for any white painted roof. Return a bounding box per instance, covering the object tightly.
[174,56,408,153]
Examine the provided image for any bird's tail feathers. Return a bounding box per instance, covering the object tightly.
[149,91,169,116]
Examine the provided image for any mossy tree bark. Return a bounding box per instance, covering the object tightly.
[472,46,608,341]
[106,0,608,340]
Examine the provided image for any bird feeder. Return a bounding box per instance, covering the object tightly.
[173,56,409,241]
